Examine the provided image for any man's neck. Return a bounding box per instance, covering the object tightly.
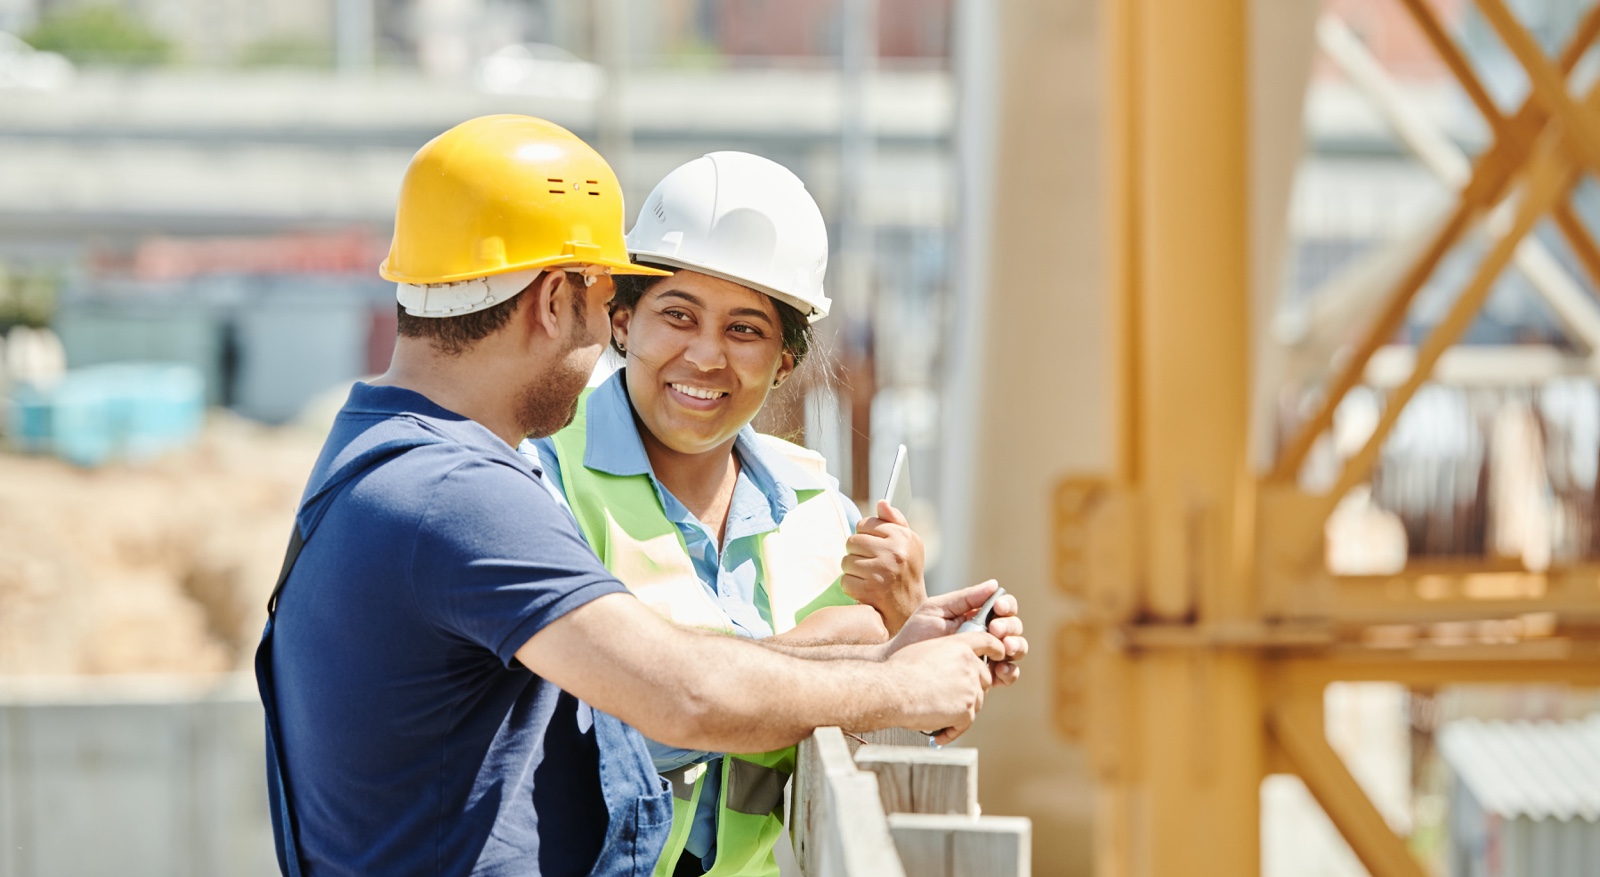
[374,339,523,447]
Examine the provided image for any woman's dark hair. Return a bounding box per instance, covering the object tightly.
[611,267,814,365]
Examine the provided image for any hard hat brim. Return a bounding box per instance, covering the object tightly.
[626,253,829,321]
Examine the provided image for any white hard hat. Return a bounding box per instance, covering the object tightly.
[627,152,831,321]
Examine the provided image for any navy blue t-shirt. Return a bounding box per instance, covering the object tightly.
[268,383,649,877]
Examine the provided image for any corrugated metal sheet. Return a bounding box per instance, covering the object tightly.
[1439,715,1600,823]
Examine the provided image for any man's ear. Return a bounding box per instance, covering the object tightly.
[524,270,569,340]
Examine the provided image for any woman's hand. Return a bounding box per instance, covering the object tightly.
[842,500,927,634]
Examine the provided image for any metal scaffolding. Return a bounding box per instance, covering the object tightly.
[1048,1,1600,875]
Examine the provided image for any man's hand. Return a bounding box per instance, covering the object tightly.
[842,500,927,634]
[889,581,1027,687]
[882,630,1003,744]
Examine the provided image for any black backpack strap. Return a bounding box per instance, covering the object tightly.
[267,526,305,615]
[257,525,308,877]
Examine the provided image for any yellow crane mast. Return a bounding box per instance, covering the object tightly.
[957,1,1600,874]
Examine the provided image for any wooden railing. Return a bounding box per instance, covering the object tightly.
[789,727,1031,877]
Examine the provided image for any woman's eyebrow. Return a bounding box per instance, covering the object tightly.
[656,290,775,327]
[728,307,775,327]
[655,289,705,307]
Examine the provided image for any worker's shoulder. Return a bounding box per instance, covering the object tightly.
[753,431,826,470]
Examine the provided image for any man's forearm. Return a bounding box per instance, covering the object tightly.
[625,626,910,752]
[520,592,983,755]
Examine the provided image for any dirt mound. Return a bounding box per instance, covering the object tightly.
[0,414,322,675]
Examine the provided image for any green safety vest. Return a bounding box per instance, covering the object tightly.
[548,389,856,877]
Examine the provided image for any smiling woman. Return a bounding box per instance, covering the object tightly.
[521,152,931,877]
[612,270,807,461]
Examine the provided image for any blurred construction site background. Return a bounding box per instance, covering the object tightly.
[2,0,1599,875]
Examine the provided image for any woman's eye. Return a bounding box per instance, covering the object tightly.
[730,324,763,337]
[663,308,691,322]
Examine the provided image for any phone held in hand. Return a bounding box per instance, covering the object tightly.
[957,586,1006,637]
[882,443,909,509]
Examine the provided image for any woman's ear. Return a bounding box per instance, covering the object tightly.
[773,350,797,388]
[610,304,633,354]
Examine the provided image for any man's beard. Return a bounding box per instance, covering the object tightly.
[515,307,596,440]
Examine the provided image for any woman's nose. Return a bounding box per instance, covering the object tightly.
[682,329,728,370]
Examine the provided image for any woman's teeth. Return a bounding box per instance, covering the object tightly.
[671,383,727,401]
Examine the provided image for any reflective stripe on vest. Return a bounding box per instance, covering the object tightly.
[662,758,785,817]
[725,757,788,818]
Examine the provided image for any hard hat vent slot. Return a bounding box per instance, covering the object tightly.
[651,199,667,222]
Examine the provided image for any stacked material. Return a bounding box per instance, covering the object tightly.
[0,415,319,675]
[8,363,204,466]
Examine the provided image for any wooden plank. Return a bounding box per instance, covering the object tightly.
[887,813,1032,877]
[854,745,979,816]
[793,728,907,877]
[856,727,926,748]
[824,772,905,877]
[791,729,825,875]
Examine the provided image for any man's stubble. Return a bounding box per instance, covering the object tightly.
[515,294,600,440]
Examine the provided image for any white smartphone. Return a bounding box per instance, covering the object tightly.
[881,444,909,508]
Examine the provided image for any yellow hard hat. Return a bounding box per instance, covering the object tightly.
[380,115,669,288]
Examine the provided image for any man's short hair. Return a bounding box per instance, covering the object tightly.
[396,271,587,356]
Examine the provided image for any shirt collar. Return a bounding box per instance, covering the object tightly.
[583,370,829,520]
[582,371,656,477]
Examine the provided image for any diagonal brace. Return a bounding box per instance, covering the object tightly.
[1475,0,1600,175]
[1266,8,1600,483]
[1269,697,1427,877]
[1328,132,1577,502]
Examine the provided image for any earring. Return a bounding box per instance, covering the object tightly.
[616,343,627,355]
[772,378,782,388]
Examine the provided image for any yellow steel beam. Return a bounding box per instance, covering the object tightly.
[1397,0,1507,134]
[1269,697,1429,877]
[1095,0,1264,874]
[1326,133,1576,502]
[1266,10,1600,485]
[1475,0,1600,175]
[1277,645,1600,687]
[1328,566,1600,624]
[1552,200,1600,293]
[1134,0,1251,623]
[1108,0,1143,489]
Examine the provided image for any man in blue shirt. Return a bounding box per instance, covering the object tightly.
[258,115,1024,877]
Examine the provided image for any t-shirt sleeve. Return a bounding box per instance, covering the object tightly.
[408,457,627,667]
